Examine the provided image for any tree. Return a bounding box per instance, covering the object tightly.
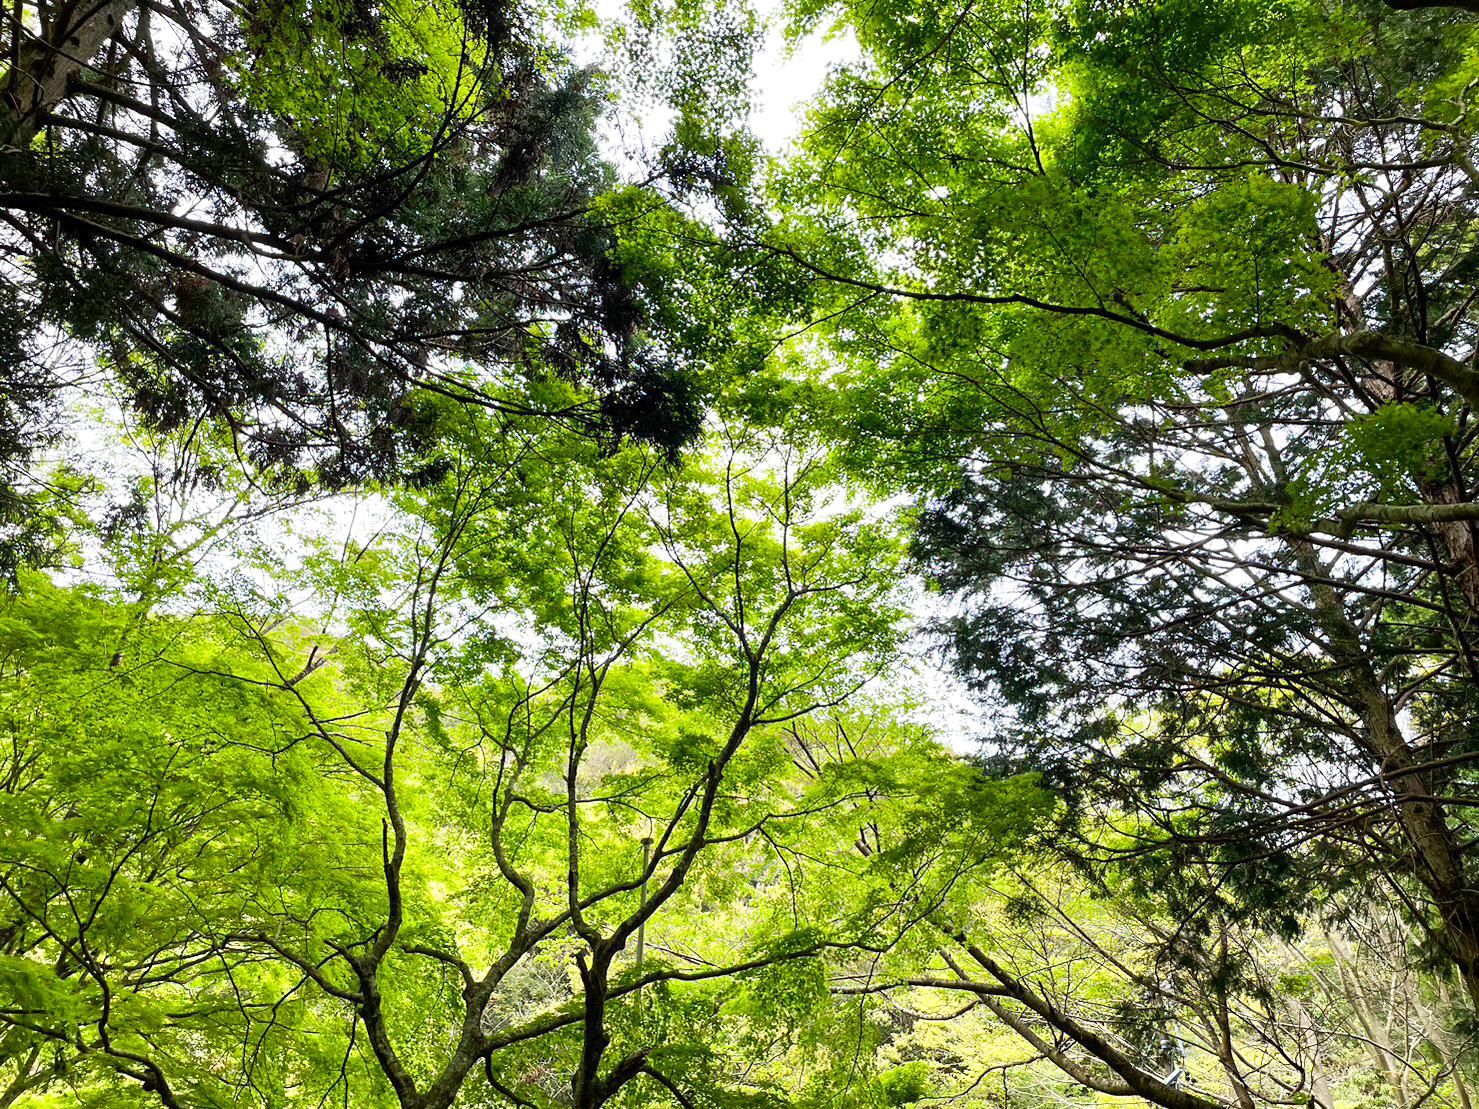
[0,407,973,1107]
[0,0,768,570]
[777,0,1479,1009]
[831,843,1479,1109]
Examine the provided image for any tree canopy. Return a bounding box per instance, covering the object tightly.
[775,0,1479,1022]
[5,0,1479,1107]
[0,0,778,558]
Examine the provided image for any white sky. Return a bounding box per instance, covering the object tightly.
[586,0,862,159]
[746,5,861,152]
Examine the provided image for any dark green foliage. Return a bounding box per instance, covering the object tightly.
[0,0,760,572]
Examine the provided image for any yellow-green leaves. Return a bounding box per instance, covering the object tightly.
[1161,175,1333,343]
[236,0,487,167]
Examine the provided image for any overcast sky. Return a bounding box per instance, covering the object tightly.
[586,0,862,164]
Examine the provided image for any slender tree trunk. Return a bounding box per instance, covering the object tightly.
[1209,947,1257,1109]
[1300,547,1479,1013]
[572,951,612,1109]
[1433,975,1475,1109]
[1298,1004,1334,1109]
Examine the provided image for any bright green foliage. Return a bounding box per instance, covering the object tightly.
[236,0,488,165]
[8,0,1479,1106]
[0,409,1054,1108]
[775,0,1479,1035]
[0,575,379,1105]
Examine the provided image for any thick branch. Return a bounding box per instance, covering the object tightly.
[1302,330,1479,410]
[948,933,1231,1109]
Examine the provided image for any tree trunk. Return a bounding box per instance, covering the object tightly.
[1,0,134,152]
[1300,547,1479,1013]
